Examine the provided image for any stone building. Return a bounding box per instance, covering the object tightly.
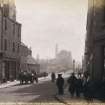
[0,0,16,21]
[20,42,40,74]
[26,55,40,73]
[20,42,31,72]
[85,0,105,81]
[0,0,40,81]
[0,17,21,81]
[0,0,21,81]
[20,42,32,57]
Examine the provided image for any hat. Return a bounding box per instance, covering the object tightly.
[71,72,75,76]
[58,74,62,76]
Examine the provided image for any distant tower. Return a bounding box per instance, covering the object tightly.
[55,44,58,58]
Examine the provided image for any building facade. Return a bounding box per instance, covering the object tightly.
[0,1,21,81]
[0,0,39,81]
[20,43,40,74]
[85,0,105,81]
[0,0,16,21]
[20,42,32,72]
[26,55,40,73]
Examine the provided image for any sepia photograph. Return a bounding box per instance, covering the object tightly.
[0,0,105,104]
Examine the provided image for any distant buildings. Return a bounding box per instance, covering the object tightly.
[26,55,40,73]
[39,49,73,73]
[57,50,72,65]
[84,0,105,81]
[56,50,73,71]
[39,59,49,73]
[20,42,40,74]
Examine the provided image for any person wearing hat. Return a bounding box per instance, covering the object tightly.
[67,72,77,97]
[56,74,64,95]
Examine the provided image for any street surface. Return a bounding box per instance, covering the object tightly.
[0,71,101,104]
[0,71,71,103]
[0,81,58,103]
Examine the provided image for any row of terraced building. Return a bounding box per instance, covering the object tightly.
[0,0,40,82]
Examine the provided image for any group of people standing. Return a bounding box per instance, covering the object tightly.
[67,73,83,97]
[51,72,91,99]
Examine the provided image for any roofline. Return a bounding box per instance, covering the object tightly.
[4,16,21,26]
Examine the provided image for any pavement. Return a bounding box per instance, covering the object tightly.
[0,80,58,102]
[0,71,102,104]
[0,79,102,104]
[0,71,71,89]
[0,75,52,89]
[56,86,102,104]
[0,80,20,89]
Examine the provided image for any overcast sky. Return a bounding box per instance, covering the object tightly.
[15,0,88,62]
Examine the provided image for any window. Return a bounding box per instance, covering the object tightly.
[3,4,9,17]
[13,23,15,35]
[18,26,20,38]
[12,42,15,52]
[5,19,7,30]
[17,44,20,53]
[4,39,7,51]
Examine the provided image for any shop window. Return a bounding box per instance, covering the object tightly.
[17,44,20,53]
[18,26,20,38]
[13,23,15,36]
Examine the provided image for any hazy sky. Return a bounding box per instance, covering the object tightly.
[15,0,88,62]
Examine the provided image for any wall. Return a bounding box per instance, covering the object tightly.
[2,17,21,58]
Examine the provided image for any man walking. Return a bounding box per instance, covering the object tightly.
[51,72,56,82]
[56,74,64,95]
[75,73,83,97]
[67,73,77,97]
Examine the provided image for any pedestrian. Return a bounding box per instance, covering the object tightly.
[75,73,83,97]
[51,72,56,82]
[67,72,77,97]
[83,74,93,101]
[34,72,38,83]
[56,74,64,95]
